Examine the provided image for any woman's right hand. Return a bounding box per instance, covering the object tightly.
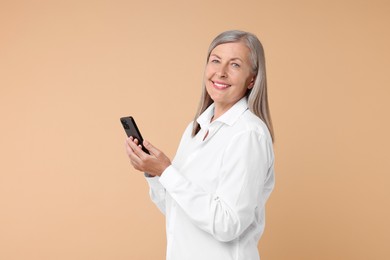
[125,137,171,177]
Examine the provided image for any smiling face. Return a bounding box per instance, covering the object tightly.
[204,41,255,114]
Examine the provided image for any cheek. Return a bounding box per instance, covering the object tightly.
[203,71,210,86]
[242,72,255,86]
[204,63,218,78]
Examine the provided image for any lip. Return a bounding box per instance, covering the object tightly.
[211,80,231,90]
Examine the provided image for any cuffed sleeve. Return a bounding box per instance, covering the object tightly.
[145,175,166,215]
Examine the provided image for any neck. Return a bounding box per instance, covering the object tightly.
[212,103,233,122]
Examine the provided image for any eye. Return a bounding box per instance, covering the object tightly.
[210,59,220,63]
[231,63,240,68]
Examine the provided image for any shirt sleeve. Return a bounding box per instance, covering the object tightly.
[158,130,273,242]
[143,122,194,216]
[145,175,166,215]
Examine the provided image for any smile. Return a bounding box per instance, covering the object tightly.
[212,81,231,90]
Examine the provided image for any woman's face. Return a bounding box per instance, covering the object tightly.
[204,41,255,111]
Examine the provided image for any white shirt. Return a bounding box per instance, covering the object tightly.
[146,97,275,260]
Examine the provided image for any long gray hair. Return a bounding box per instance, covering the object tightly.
[192,30,275,142]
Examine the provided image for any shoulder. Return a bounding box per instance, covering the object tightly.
[233,110,272,141]
[183,121,194,136]
[177,121,195,143]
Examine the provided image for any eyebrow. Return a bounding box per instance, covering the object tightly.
[210,54,243,62]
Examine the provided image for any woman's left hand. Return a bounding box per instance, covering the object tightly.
[125,137,171,177]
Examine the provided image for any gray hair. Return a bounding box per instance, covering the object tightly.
[192,30,274,142]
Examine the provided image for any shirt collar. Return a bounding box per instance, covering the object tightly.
[197,96,249,129]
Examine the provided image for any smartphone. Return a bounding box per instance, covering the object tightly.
[120,116,150,154]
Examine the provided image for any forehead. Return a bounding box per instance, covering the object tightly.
[210,42,251,61]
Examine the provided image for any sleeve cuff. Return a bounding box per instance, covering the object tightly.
[144,173,162,189]
[144,172,154,178]
[158,165,183,192]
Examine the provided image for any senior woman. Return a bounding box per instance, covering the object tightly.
[125,30,275,260]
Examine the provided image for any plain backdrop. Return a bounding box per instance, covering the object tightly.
[1,0,389,259]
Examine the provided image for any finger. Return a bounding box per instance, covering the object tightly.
[128,150,143,167]
[128,138,148,158]
[126,138,144,157]
[131,138,145,152]
[126,138,136,152]
[125,139,139,160]
[126,142,145,167]
[143,140,160,157]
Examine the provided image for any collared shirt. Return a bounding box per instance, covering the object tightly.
[146,97,275,260]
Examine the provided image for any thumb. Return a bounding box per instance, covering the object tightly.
[143,140,159,156]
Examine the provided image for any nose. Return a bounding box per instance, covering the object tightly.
[216,64,228,78]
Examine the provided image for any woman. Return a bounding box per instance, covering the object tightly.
[126,30,275,260]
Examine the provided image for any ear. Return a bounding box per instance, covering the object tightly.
[247,76,255,89]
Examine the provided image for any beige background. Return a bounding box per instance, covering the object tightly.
[1,0,389,259]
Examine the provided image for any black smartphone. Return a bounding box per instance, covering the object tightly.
[120,116,150,154]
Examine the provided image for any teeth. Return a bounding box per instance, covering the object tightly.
[214,82,229,88]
